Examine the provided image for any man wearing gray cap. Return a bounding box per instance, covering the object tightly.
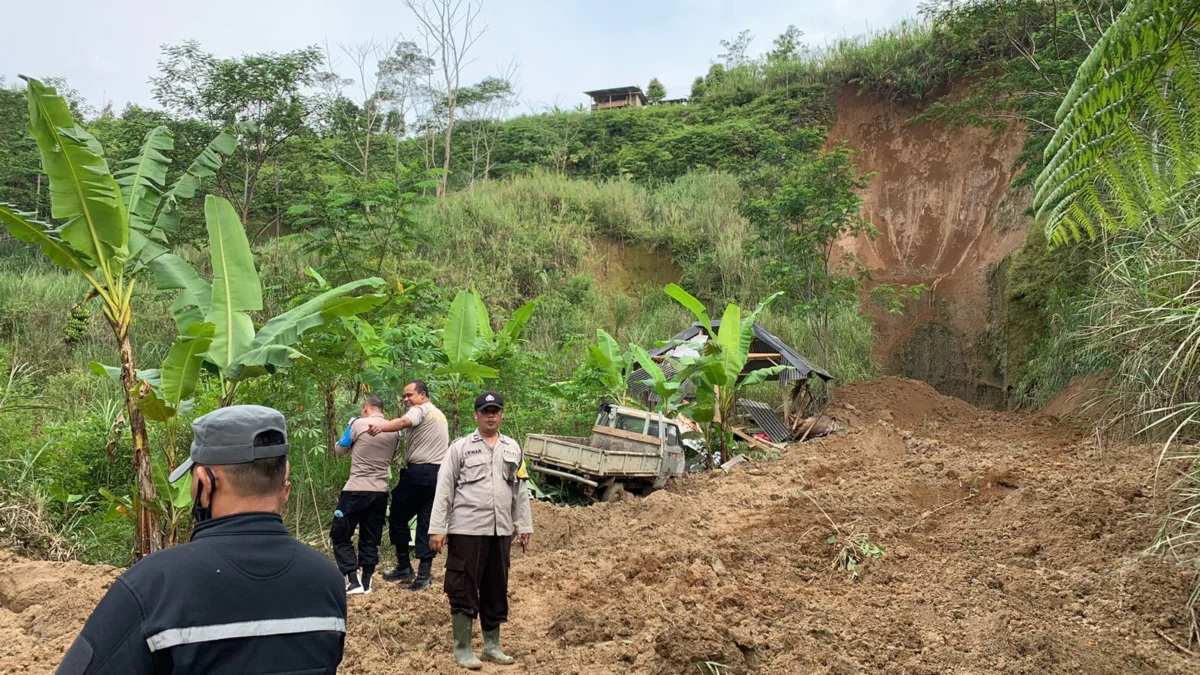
[56,405,347,675]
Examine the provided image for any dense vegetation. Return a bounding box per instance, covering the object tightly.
[2,0,1199,630]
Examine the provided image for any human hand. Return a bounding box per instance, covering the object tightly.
[367,424,380,436]
[516,533,530,551]
[430,534,447,553]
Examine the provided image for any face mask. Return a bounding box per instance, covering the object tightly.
[191,468,216,528]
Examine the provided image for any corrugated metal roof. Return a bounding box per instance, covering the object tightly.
[737,399,792,443]
[647,321,832,382]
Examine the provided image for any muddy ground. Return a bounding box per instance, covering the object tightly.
[2,377,1198,674]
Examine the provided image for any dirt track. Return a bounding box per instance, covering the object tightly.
[3,377,1198,674]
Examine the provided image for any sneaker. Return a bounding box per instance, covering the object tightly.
[407,575,431,592]
[381,566,415,583]
[346,582,371,596]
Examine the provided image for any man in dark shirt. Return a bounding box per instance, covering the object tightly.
[56,405,347,675]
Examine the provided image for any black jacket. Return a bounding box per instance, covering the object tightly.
[57,513,347,675]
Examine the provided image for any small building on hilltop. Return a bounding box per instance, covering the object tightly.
[585,86,647,111]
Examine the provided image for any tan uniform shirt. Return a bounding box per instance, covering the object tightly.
[335,413,399,492]
[429,430,534,537]
[402,402,449,465]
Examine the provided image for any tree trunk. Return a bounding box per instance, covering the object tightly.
[116,319,158,558]
[324,382,338,453]
[440,102,454,198]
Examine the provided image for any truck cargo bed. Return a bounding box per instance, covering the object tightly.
[525,433,662,478]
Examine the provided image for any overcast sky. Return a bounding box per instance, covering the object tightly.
[2,0,924,114]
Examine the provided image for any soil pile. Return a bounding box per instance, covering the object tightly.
[3,378,1198,674]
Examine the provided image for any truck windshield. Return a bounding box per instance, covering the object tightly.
[615,414,646,434]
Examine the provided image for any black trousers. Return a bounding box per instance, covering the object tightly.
[330,490,388,575]
[445,534,512,630]
[389,463,440,565]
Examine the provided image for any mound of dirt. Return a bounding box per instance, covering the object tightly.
[1042,373,1111,421]
[3,378,1198,674]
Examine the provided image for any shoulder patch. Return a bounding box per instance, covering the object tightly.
[516,458,528,479]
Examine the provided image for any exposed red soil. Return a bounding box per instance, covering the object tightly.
[3,378,1197,674]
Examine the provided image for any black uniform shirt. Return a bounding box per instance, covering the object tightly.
[57,513,347,675]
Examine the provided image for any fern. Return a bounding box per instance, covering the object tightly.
[1034,0,1200,246]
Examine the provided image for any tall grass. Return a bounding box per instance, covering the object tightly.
[1037,183,1200,638]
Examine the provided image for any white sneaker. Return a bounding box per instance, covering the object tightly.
[346,582,365,595]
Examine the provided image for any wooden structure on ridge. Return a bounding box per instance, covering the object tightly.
[584,86,647,111]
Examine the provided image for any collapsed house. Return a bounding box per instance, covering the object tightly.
[627,321,833,444]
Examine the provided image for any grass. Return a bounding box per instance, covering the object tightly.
[0,168,880,565]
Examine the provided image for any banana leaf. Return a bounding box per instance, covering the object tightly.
[443,290,479,364]
[24,78,128,271]
[203,196,261,371]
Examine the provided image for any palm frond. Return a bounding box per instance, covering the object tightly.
[1034,0,1200,246]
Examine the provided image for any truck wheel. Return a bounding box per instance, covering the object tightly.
[598,483,626,503]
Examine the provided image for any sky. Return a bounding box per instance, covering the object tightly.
[1,0,925,114]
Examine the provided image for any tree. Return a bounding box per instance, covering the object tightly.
[769,25,804,63]
[689,76,707,103]
[290,165,441,284]
[458,69,518,185]
[151,41,324,229]
[718,30,754,68]
[404,0,487,198]
[743,147,872,363]
[0,79,42,215]
[646,78,666,104]
[0,78,235,557]
[317,38,434,179]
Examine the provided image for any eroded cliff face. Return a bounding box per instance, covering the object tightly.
[829,85,1031,407]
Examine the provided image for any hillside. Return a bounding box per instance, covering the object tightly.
[829,84,1031,408]
[4,378,1195,674]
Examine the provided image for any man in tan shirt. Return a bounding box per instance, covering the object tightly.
[429,391,532,669]
[331,394,399,595]
[367,380,450,591]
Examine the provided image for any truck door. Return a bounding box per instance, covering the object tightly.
[663,423,685,476]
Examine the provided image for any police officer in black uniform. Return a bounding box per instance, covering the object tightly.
[56,405,348,675]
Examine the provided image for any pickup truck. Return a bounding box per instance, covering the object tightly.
[524,404,687,501]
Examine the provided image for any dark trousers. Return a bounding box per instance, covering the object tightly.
[445,534,512,630]
[389,463,439,566]
[330,490,388,575]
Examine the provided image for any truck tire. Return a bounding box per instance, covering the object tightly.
[598,483,626,503]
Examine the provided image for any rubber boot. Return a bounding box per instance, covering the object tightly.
[451,613,482,670]
[481,627,514,665]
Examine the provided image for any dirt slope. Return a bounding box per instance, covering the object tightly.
[3,378,1197,674]
[830,86,1031,407]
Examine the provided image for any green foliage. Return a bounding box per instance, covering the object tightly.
[646,78,666,104]
[290,166,439,284]
[151,196,387,405]
[1035,0,1200,245]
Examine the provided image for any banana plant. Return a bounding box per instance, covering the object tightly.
[434,288,540,434]
[586,328,637,406]
[152,196,388,406]
[663,284,792,468]
[0,78,235,557]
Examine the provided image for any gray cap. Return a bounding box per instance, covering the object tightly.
[168,405,290,483]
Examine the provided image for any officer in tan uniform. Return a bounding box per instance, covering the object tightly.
[429,392,532,670]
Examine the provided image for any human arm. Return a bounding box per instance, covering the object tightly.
[56,578,155,675]
[428,441,460,545]
[512,455,533,546]
[368,405,424,436]
[333,418,357,456]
